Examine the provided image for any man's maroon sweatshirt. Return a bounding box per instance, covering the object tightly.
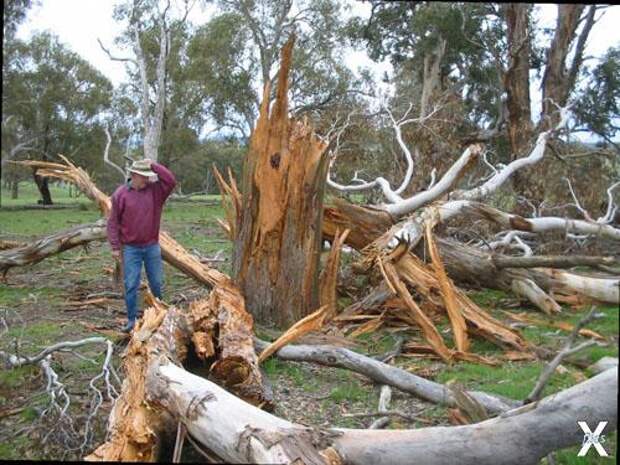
[107,162,176,251]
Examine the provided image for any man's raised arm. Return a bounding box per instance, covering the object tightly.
[151,161,177,200]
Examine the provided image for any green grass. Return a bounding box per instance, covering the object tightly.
[0,364,39,390]
[0,181,93,207]
[328,382,369,403]
[262,358,315,389]
[0,204,101,236]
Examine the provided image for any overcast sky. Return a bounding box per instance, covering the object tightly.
[14,1,620,141]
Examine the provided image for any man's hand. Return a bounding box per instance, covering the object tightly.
[112,249,121,261]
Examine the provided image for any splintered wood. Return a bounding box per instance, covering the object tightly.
[425,222,469,353]
[323,201,529,362]
[86,290,270,461]
[218,35,331,328]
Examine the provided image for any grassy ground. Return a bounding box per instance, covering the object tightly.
[0,185,617,462]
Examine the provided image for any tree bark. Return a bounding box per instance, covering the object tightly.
[541,5,585,125]
[134,345,618,465]
[86,291,268,461]
[255,339,518,415]
[503,3,533,161]
[332,368,617,465]
[0,220,107,276]
[231,36,330,328]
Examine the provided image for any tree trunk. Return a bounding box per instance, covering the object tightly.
[503,3,533,161]
[332,368,617,465]
[33,170,52,205]
[135,353,618,465]
[541,5,585,125]
[232,36,330,328]
[11,180,18,199]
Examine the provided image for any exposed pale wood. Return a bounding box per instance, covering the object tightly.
[382,260,453,363]
[191,287,268,407]
[543,269,620,304]
[258,305,330,364]
[319,228,350,321]
[86,291,269,460]
[425,223,469,352]
[232,35,330,328]
[511,278,562,315]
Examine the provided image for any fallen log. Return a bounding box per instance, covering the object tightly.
[87,291,268,460]
[332,368,617,465]
[154,351,617,465]
[0,220,107,276]
[254,339,518,415]
[492,254,618,269]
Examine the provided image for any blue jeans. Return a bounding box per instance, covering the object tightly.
[122,243,163,322]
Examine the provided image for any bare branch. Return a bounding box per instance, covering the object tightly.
[97,38,137,65]
[525,308,601,403]
[103,127,126,180]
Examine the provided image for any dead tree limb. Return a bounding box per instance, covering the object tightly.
[525,308,601,403]
[87,291,268,460]
[254,339,518,415]
[332,368,616,465]
[0,221,107,276]
[493,255,617,269]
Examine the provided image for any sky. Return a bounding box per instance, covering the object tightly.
[15,0,392,87]
[14,1,620,141]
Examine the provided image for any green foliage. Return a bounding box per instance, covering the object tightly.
[2,31,113,202]
[574,47,620,143]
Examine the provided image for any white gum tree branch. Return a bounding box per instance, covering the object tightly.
[564,177,595,222]
[103,127,126,180]
[457,106,571,202]
[96,38,138,65]
[155,362,617,465]
[598,180,619,224]
[327,105,444,206]
[384,145,482,217]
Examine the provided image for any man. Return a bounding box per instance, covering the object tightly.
[106,158,176,332]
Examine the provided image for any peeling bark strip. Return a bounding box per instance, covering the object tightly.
[232,36,330,327]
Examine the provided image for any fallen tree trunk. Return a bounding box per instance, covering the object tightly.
[86,290,268,460]
[332,368,617,465]
[155,354,617,465]
[0,221,106,276]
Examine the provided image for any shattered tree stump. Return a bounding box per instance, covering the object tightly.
[218,36,330,328]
